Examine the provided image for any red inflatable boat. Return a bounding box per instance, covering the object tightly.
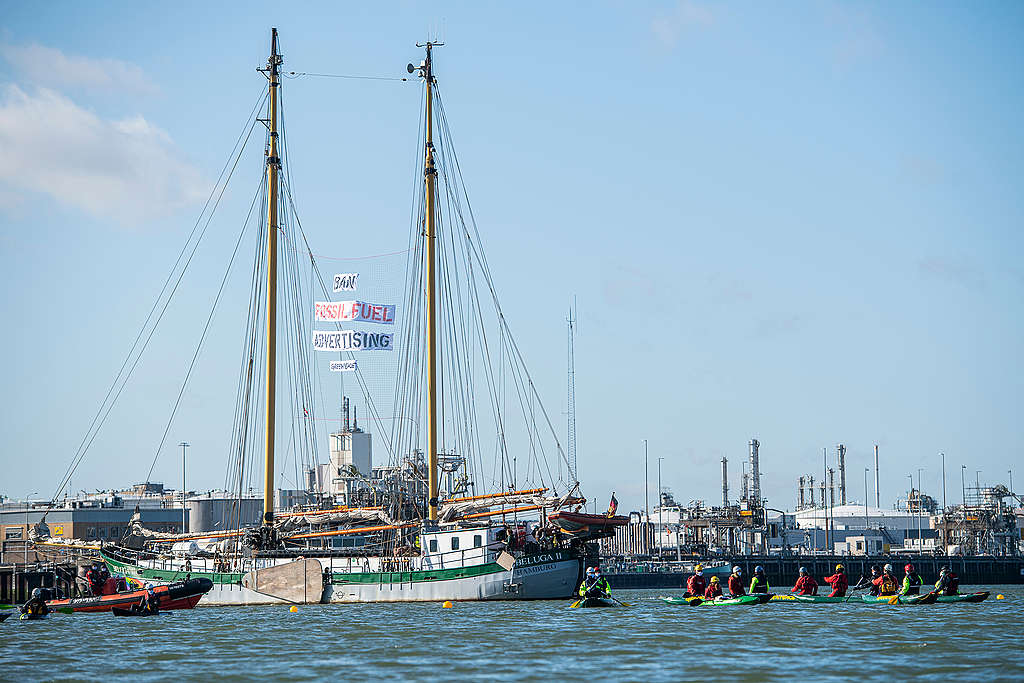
[46,578,213,614]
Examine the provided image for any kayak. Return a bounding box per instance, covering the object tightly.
[861,592,939,605]
[570,597,616,608]
[46,577,213,614]
[770,594,848,604]
[111,606,160,617]
[0,613,12,622]
[935,591,989,603]
[19,613,47,620]
[662,594,772,606]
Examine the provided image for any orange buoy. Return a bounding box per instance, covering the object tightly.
[442,600,453,608]
[289,605,299,612]
[996,594,1005,600]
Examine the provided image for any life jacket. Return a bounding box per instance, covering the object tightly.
[793,575,818,595]
[686,574,707,597]
[947,574,960,595]
[879,574,898,596]
[704,583,723,599]
[903,573,923,595]
[750,575,769,594]
[728,574,745,596]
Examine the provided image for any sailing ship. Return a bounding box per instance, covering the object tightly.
[51,29,628,605]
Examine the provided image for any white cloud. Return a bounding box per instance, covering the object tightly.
[652,0,714,48]
[0,43,158,95]
[0,85,207,224]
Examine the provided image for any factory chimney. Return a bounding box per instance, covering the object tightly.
[837,444,847,506]
[798,476,806,509]
[741,463,749,502]
[808,475,816,507]
[873,444,880,508]
[342,396,350,432]
[721,457,729,507]
[828,467,835,508]
[748,439,761,506]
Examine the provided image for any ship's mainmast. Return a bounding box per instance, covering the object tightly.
[261,28,283,526]
[410,42,443,523]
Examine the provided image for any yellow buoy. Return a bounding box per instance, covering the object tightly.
[442,600,453,608]
[996,594,1004,600]
[289,605,299,612]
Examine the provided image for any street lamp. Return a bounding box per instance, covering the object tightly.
[179,442,190,534]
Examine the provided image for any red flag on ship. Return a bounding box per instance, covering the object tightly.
[606,492,618,517]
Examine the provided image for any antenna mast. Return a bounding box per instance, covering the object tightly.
[567,302,577,483]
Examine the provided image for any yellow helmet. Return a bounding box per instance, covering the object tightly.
[711,576,720,583]
[836,564,844,572]
[695,563,704,571]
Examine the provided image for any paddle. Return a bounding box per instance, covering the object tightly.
[608,595,632,608]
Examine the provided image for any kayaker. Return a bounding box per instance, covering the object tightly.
[900,563,924,596]
[704,576,723,600]
[749,566,770,594]
[19,588,50,619]
[823,564,849,597]
[862,565,883,596]
[727,566,745,597]
[872,563,899,596]
[685,564,707,598]
[577,566,611,599]
[934,566,960,596]
[791,567,818,595]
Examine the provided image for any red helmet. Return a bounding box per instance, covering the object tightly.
[904,563,914,573]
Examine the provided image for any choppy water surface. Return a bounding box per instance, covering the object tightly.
[3,586,1022,681]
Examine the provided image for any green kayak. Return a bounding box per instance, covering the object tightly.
[770,594,848,604]
[861,592,938,605]
[935,591,989,603]
[662,594,772,606]
[570,597,616,608]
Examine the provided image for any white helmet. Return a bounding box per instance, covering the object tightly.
[883,563,893,573]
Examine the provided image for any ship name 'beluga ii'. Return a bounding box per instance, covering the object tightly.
[32,28,627,605]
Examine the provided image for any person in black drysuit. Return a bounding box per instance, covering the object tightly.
[20,588,51,618]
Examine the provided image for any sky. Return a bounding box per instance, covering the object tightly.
[1,1,1022,513]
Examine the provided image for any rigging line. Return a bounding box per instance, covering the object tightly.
[53,108,266,503]
[285,71,411,82]
[435,88,571,475]
[47,87,268,505]
[279,179,396,460]
[143,174,268,485]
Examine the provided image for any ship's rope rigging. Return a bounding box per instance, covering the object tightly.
[44,86,268,512]
[44,53,580,542]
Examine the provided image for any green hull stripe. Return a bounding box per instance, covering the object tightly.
[103,550,575,587]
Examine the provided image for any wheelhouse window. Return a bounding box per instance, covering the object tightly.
[429,539,438,552]
[473,535,482,548]
[451,537,460,550]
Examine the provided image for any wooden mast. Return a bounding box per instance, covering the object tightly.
[262,28,282,526]
[408,43,446,523]
[422,42,440,523]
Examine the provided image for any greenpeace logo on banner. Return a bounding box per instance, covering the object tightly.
[313,331,393,351]
[314,301,396,324]
[333,273,358,292]
[329,360,358,372]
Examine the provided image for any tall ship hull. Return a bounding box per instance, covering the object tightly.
[102,544,581,605]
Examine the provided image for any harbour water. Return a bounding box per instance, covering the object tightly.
[3,586,1022,681]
